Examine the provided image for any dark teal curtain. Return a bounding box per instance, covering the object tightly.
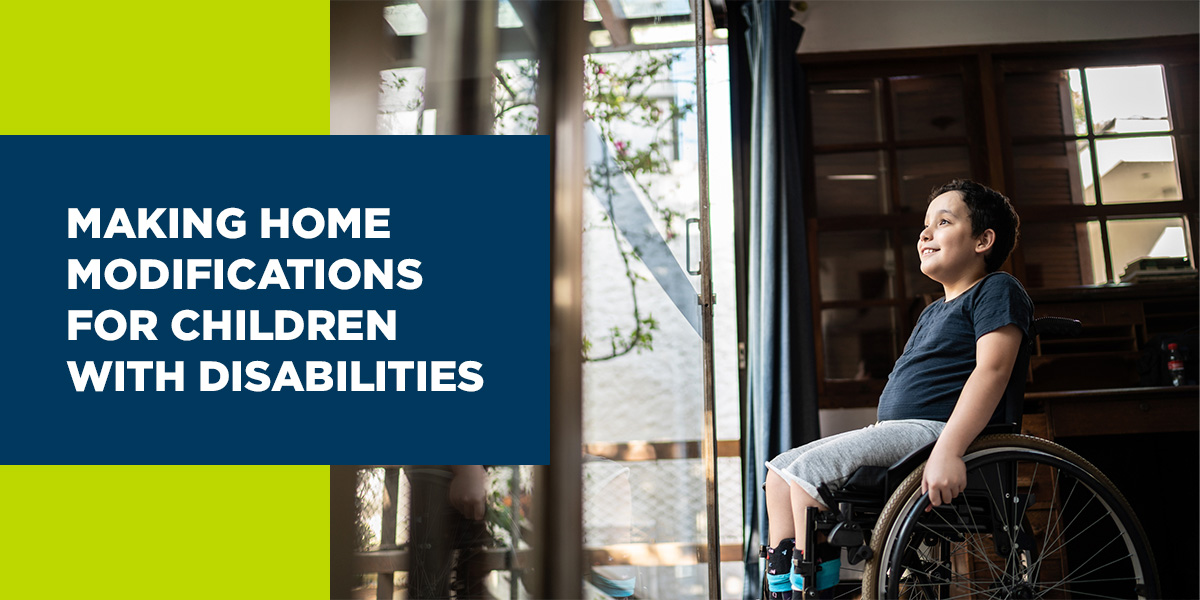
[730,1,820,597]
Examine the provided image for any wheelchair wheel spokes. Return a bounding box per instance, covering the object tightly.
[828,561,868,600]
[889,522,1015,600]
[864,435,1158,600]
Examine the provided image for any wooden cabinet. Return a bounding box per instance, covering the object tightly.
[1026,281,1198,392]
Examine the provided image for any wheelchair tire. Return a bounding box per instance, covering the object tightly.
[862,434,1158,599]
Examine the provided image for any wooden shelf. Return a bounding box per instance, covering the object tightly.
[1147,312,1197,319]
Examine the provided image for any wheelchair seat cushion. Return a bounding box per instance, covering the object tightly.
[843,465,888,493]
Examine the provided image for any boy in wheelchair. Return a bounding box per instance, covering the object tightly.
[762,180,1031,598]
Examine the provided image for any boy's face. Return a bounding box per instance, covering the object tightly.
[918,191,990,284]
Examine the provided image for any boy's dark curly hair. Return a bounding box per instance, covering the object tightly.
[929,179,1020,273]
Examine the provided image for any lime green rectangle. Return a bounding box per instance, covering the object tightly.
[2,3,333,595]
[0,466,329,598]
[0,1,329,134]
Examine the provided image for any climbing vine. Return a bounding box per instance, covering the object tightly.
[580,50,692,361]
[381,50,693,361]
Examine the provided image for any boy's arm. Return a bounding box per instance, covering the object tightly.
[448,465,488,520]
[922,324,1024,507]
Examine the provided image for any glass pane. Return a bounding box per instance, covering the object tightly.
[379,68,427,135]
[817,230,896,302]
[1068,70,1088,135]
[497,0,524,28]
[584,0,603,22]
[386,1,531,34]
[1084,65,1171,135]
[631,23,695,45]
[384,2,427,36]
[1078,139,1098,205]
[1020,220,1101,288]
[618,0,692,18]
[1086,220,1107,284]
[810,80,881,146]
[1091,136,1181,203]
[377,25,541,135]
[821,307,900,380]
[1109,217,1194,283]
[901,226,945,299]
[1011,142,1087,206]
[493,59,540,135]
[896,146,972,214]
[891,75,967,141]
[708,55,746,589]
[352,465,534,599]
[1005,70,1076,137]
[814,151,888,217]
[584,44,728,599]
[379,58,542,135]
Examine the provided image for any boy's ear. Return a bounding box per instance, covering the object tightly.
[975,229,996,255]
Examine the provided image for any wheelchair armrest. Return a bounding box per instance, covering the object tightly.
[884,442,934,497]
[818,465,890,508]
[883,422,1019,496]
[1032,317,1082,338]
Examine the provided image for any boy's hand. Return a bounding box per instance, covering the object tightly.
[921,448,966,510]
[448,465,487,521]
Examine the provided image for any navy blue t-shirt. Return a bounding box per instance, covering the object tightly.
[877,272,1033,423]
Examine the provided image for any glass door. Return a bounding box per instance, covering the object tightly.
[580,3,722,595]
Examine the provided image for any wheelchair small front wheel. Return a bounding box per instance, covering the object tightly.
[862,434,1158,599]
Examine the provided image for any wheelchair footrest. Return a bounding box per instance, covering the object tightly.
[849,544,873,565]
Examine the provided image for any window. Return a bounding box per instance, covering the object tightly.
[804,59,985,406]
[1002,59,1196,286]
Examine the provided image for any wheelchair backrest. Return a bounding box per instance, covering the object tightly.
[997,316,1083,430]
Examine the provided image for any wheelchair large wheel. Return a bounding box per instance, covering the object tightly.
[862,434,1158,599]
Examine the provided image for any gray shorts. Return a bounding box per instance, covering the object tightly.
[765,419,946,506]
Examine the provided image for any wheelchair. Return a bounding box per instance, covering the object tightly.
[771,317,1160,599]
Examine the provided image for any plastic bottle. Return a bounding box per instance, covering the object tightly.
[1167,343,1185,387]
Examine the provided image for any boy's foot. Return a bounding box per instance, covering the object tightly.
[765,539,795,599]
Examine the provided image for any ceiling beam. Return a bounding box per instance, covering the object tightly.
[507,0,540,47]
[592,0,631,47]
[708,0,728,29]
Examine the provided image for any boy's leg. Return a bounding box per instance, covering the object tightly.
[786,484,844,595]
[764,471,796,598]
[787,483,839,593]
[774,420,946,501]
[787,481,822,564]
[774,421,946,593]
[764,428,868,596]
[765,470,795,546]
